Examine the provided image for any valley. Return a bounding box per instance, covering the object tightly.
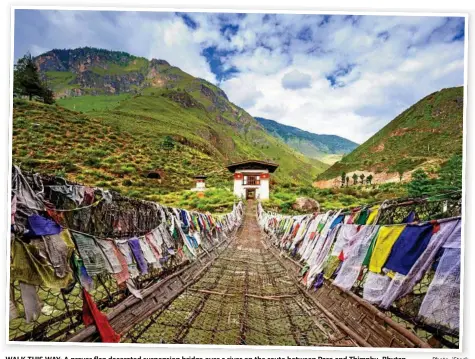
[12,48,464,214]
[255,116,358,164]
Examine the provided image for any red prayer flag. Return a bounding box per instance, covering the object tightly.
[82,288,120,343]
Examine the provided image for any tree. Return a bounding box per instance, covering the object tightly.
[407,169,434,197]
[340,172,346,188]
[359,173,365,184]
[367,174,373,185]
[398,170,404,182]
[345,176,350,187]
[14,53,54,103]
[437,154,462,192]
[352,173,358,185]
[42,87,55,105]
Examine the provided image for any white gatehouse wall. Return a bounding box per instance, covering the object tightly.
[233,169,270,200]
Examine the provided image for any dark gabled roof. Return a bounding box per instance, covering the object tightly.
[193,175,208,179]
[226,160,279,173]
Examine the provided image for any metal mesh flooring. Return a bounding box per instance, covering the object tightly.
[123,203,355,346]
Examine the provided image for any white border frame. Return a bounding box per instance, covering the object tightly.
[5,6,469,353]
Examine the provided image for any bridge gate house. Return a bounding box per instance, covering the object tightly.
[226,160,279,200]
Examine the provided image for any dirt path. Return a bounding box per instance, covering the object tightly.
[123,201,354,346]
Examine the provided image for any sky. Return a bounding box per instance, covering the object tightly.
[14,10,465,143]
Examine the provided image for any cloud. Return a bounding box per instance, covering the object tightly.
[226,46,291,75]
[13,11,465,143]
[220,76,264,108]
[218,14,465,142]
[29,44,50,57]
[281,70,312,90]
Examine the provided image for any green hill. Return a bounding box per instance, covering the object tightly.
[255,117,358,164]
[12,47,329,200]
[316,86,464,184]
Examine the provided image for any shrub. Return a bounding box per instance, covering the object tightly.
[119,165,136,174]
[407,169,436,197]
[58,159,78,172]
[84,157,102,167]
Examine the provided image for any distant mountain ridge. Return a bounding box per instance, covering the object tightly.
[315,86,464,187]
[255,117,358,164]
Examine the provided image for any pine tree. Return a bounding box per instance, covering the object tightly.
[345,176,349,187]
[14,52,55,103]
[408,169,434,197]
[14,53,44,100]
[367,174,373,185]
[340,172,346,188]
[359,173,365,184]
[437,154,462,192]
[352,173,358,185]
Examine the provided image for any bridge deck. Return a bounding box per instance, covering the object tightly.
[123,202,356,346]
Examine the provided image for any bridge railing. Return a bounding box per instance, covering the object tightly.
[9,165,244,342]
[258,194,462,348]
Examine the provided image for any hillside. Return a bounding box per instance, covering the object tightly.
[255,117,358,164]
[12,99,230,199]
[316,86,464,187]
[12,47,329,200]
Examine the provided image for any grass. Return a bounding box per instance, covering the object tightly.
[12,99,231,198]
[262,182,408,214]
[54,87,328,186]
[89,58,149,76]
[44,71,77,91]
[58,94,131,112]
[319,153,344,165]
[318,86,464,181]
[157,188,238,213]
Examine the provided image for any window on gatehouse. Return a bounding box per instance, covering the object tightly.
[243,175,260,185]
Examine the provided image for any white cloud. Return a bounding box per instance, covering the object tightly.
[227,47,291,75]
[147,18,216,82]
[217,14,465,143]
[281,70,312,90]
[220,76,264,109]
[15,11,465,143]
[29,44,49,56]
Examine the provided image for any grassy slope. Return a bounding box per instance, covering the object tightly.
[44,71,78,92]
[12,99,230,200]
[318,86,464,180]
[55,94,131,112]
[57,89,328,186]
[13,91,327,202]
[319,153,345,165]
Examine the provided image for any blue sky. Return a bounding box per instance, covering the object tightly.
[14,10,465,143]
